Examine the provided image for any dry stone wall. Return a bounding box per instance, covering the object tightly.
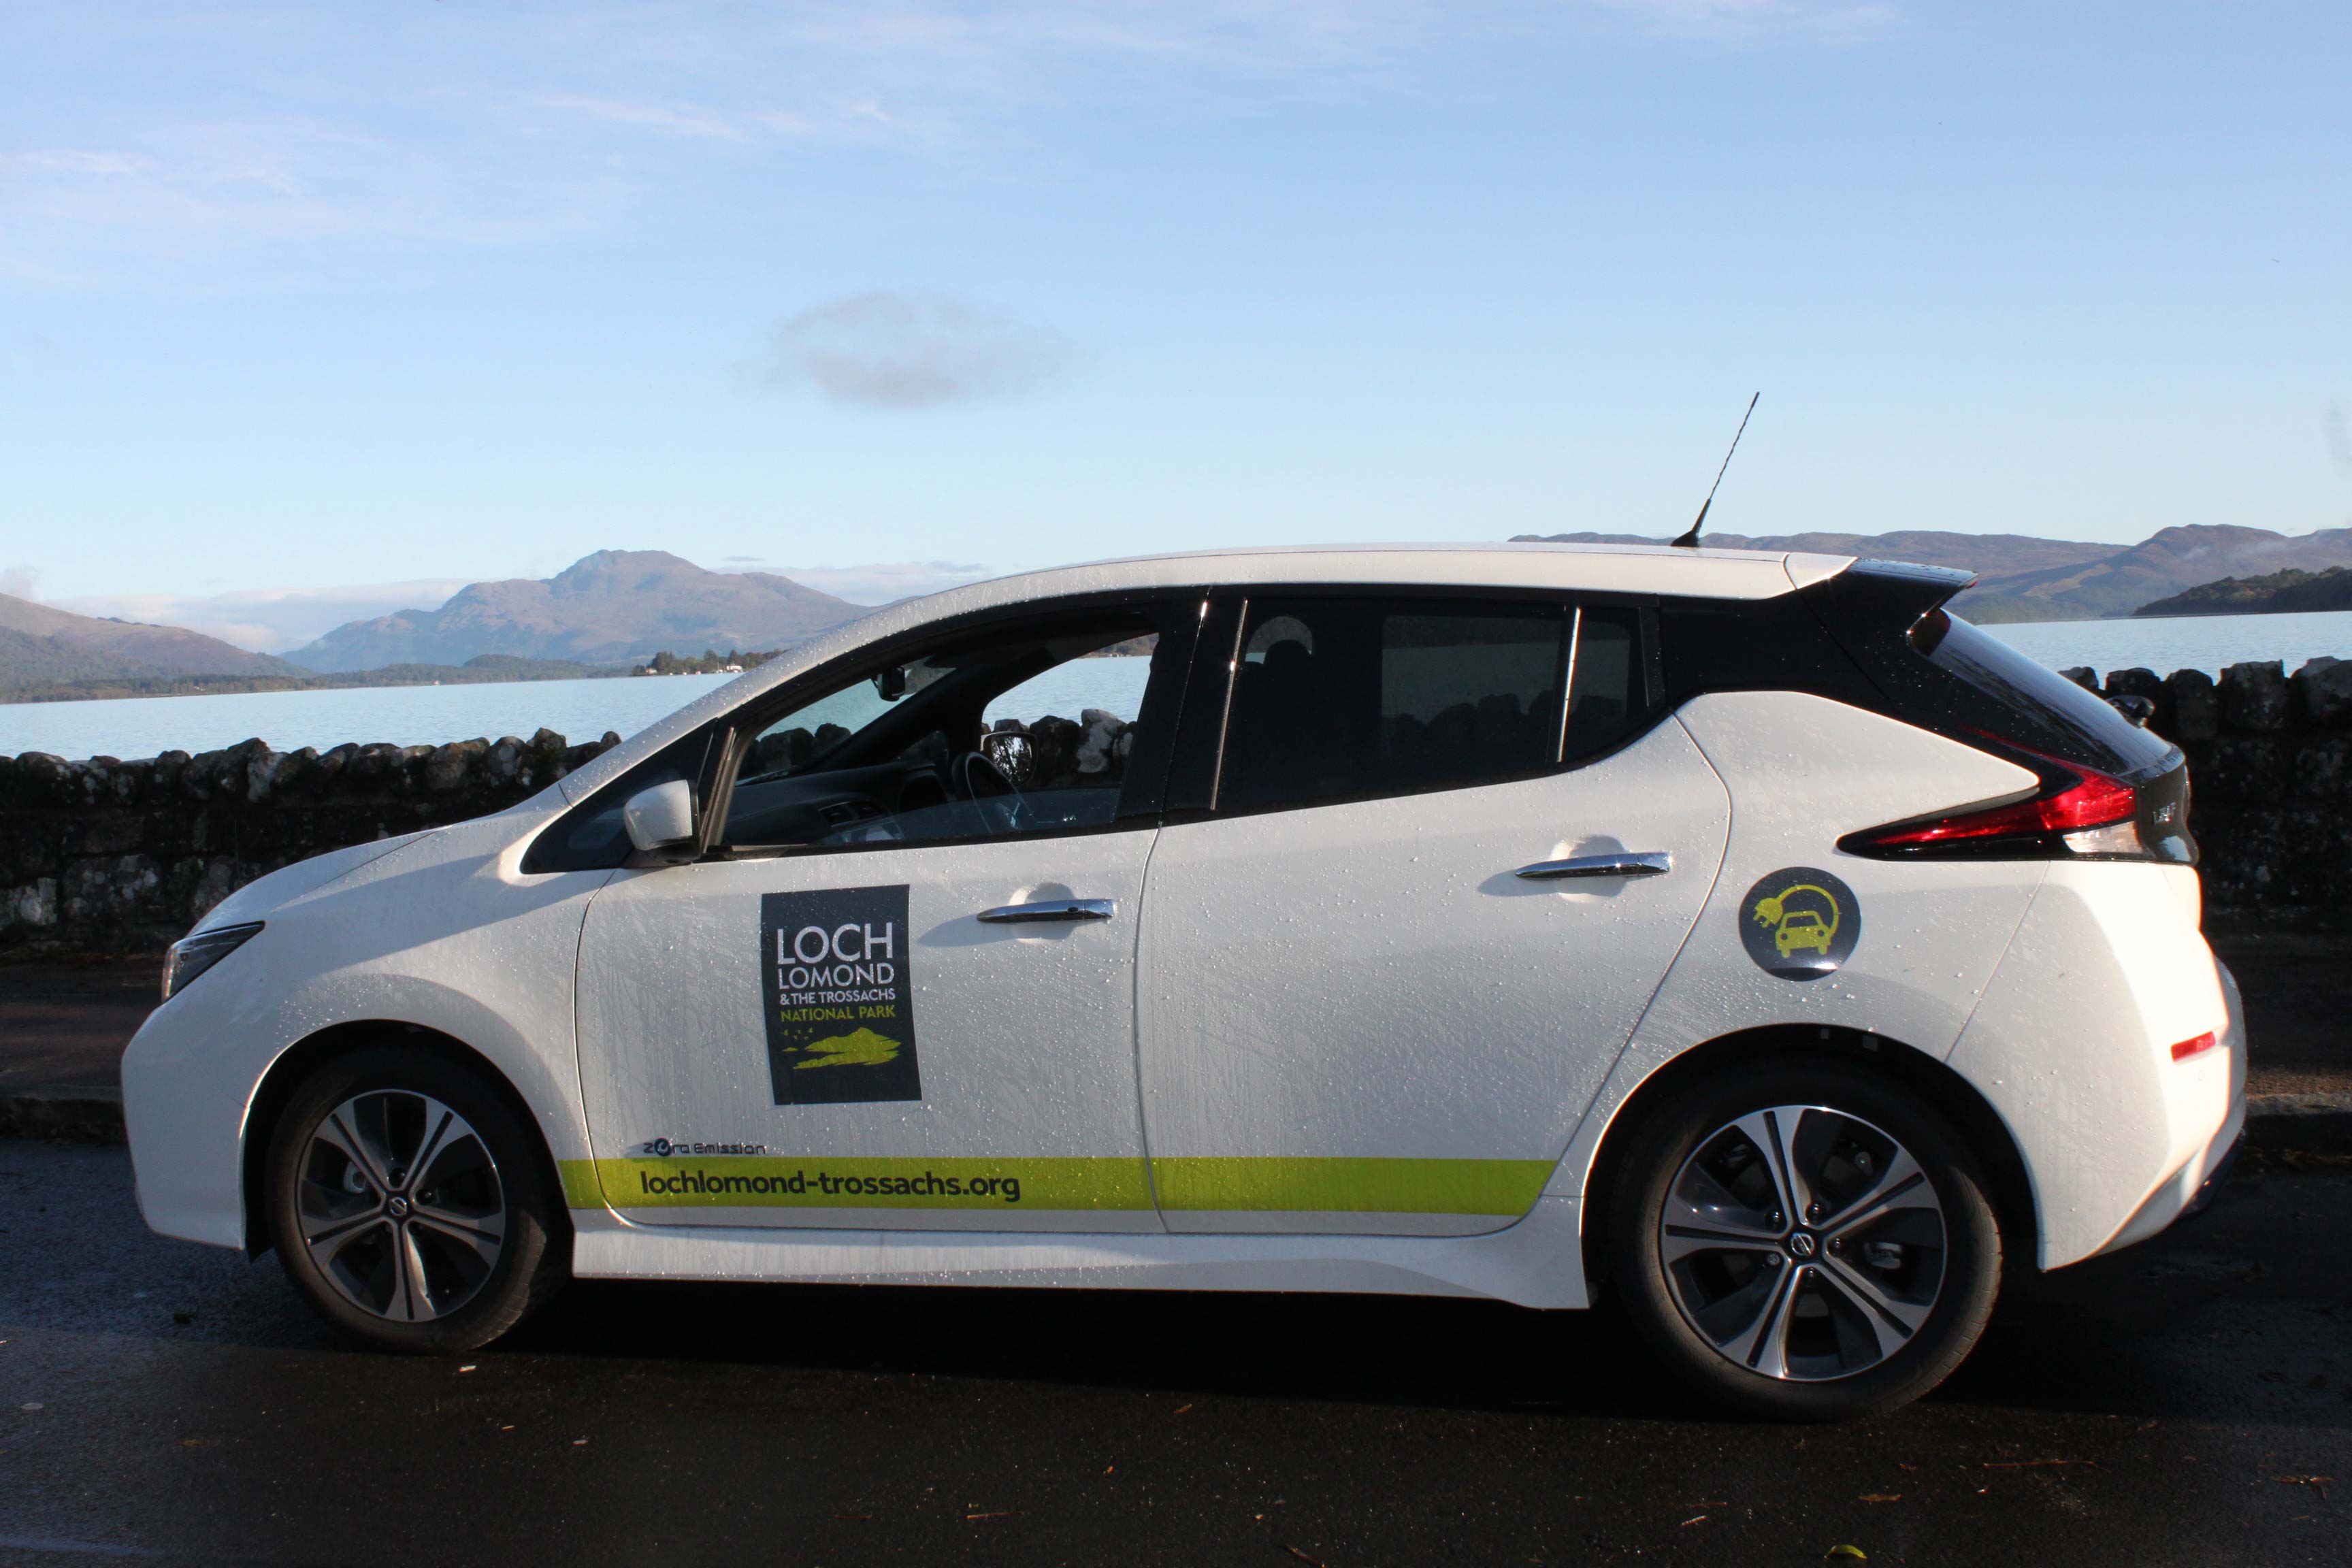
[2064,657,2352,926]
[1,730,619,956]
[4,656,2349,956]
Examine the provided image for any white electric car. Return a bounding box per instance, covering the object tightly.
[123,544,2242,1420]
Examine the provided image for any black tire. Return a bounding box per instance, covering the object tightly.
[264,1045,566,1353]
[1607,1057,2002,1421]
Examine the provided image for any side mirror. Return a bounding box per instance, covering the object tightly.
[872,665,909,702]
[623,780,698,862]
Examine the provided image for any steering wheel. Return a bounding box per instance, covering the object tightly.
[956,749,1030,833]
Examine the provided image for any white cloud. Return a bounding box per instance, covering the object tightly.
[12,150,152,177]
[0,566,40,602]
[54,578,469,652]
[758,293,1068,408]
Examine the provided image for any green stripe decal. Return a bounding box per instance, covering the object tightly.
[1151,1157,1554,1215]
[559,1160,607,1210]
[570,1157,1156,1211]
[561,1156,1554,1216]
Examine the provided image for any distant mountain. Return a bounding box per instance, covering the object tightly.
[2136,566,2352,617]
[1970,525,2352,620]
[287,550,874,672]
[1512,525,2352,622]
[0,592,308,693]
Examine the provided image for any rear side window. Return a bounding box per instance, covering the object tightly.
[1215,596,1644,815]
[1911,608,2174,776]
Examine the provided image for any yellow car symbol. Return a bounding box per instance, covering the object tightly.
[1751,883,1842,960]
[1773,909,1833,958]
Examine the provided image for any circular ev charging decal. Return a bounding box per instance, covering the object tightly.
[1739,867,1861,981]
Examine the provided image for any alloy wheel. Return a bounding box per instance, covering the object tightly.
[1658,1104,1948,1382]
[296,1090,506,1323]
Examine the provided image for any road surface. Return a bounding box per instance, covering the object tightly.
[1,1139,2346,1565]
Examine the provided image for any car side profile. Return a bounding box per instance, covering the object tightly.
[122,542,2242,1420]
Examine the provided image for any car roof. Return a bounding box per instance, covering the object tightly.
[970,540,1855,601]
[553,540,1857,806]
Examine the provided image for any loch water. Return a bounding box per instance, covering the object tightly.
[5,610,2349,763]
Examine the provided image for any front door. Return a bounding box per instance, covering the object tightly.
[573,601,1192,1232]
[1137,593,1729,1236]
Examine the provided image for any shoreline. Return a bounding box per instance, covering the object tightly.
[0,662,633,706]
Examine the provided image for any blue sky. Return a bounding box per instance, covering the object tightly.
[3,1,2349,649]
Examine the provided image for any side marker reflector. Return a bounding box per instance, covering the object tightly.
[2170,1031,2219,1062]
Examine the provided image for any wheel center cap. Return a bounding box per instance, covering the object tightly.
[1786,1230,1817,1260]
[387,1196,411,1219]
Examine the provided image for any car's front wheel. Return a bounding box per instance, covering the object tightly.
[1607,1058,2002,1420]
[263,1045,565,1353]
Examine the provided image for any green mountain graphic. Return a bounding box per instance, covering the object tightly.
[791,1027,902,1071]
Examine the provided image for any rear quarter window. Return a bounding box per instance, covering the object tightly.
[1910,608,2174,777]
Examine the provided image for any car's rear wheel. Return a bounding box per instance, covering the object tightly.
[264,1046,565,1353]
[1607,1058,2002,1421]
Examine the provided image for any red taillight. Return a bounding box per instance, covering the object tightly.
[1851,766,2136,851]
[2170,1031,2219,1062]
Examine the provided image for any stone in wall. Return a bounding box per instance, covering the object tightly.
[2298,657,2352,726]
[2167,670,2221,742]
[2219,661,2290,732]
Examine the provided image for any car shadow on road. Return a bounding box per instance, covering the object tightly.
[497,1168,2352,1432]
[517,1271,1703,1422]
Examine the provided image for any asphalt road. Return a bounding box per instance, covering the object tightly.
[2,1141,2347,1567]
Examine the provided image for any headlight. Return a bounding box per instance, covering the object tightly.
[162,921,265,1002]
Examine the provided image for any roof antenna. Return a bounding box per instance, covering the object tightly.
[1670,392,1759,549]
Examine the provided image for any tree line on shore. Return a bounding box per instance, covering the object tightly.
[636,648,787,676]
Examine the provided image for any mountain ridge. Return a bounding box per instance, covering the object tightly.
[0,593,310,692]
[1510,525,2352,621]
[287,549,873,671]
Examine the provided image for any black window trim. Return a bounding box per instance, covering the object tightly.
[1175,583,1671,824]
[518,724,734,876]
[521,586,1210,872]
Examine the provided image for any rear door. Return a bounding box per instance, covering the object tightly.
[1135,592,1729,1235]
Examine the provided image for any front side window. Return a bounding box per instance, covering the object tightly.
[719,615,1164,853]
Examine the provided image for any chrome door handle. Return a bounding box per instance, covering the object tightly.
[1513,852,1672,880]
[976,898,1118,924]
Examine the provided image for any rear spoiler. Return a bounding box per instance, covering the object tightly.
[1846,557,1977,600]
[1806,559,1977,666]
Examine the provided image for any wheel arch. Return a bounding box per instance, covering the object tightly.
[240,1019,570,1260]
[1575,1024,2038,1294]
